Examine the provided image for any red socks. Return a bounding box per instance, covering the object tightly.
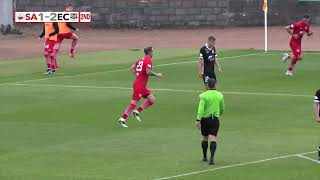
[137,101,154,113]
[121,101,154,120]
[121,104,136,119]
[288,57,298,72]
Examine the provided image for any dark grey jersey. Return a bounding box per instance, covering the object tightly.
[199,44,217,76]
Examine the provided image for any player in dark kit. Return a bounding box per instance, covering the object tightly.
[314,89,320,160]
[118,47,162,128]
[198,36,222,90]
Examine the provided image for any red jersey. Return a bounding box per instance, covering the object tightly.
[289,21,310,43]
[133,55,153,89]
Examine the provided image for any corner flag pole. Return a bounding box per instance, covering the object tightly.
[263,0,268,52]
[264,11,268,52]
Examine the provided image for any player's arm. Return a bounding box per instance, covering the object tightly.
[67,22,79,31]
[49,22,59,37]
[307,32,313,36]
[314,91,320,123]
[38,25,45,39]
[215,58,222,73]
[220,96,225,116]
[146,67,162,78]
[198,58,204,79]
[196,96,205,128]
[285,24,299,39]
[284,25,293,35]
[130,63,137,74]
[306,27,313,36]
[198,49,204,79]
[314,102,320,123]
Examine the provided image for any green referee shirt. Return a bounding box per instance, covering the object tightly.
[197,90,225,120]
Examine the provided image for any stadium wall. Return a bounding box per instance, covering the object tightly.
[15,0,320,27]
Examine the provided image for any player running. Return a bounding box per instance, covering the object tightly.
[38,21,59,74]
[54,4,79,68]
[282,15,313,76]
[118,47,162,128]
[198,36,222,90]
[314,89,320,160]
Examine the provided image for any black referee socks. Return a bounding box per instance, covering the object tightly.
[210,141,217,162]
[201,141,208,160]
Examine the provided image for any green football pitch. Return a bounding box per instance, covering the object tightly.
[0,48,319,180]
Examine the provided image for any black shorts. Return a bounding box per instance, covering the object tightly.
[202,74,216,84]
[200,116,220,136]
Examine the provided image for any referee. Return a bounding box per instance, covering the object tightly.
[314,89,320,160]
[196,78,225,165]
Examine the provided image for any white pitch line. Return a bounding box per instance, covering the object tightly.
[0,52,262,86]
[297,154,320,164]
[8,83,311,98]
[154,151,316,180]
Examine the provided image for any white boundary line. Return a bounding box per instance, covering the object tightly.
[154,151,316,180]
[296,154,320,164]
[7,83,311,97]
[0,52,262,86]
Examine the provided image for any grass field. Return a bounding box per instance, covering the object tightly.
[0,48,319,180]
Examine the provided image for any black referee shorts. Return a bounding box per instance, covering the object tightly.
[200,116,220,137]
[202,74,216,84]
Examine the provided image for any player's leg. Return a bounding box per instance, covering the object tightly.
[200,118,209,162]
[133,90,155,122]
[208,117,219,165]
[43,40,53,74]
[287,52,301,76]
[43,51,52,74]
[286,43,300,76]
[283,41,297,63]
[203,75,209,90]
[69,33,78,58]
[53,42,62,69]
[48,41,56,73]
[118,89,140,128]
[208,134,217,165]
[202,135,209,162]
[118,100,138,128]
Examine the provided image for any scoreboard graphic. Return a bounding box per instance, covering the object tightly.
[15,12,91,23]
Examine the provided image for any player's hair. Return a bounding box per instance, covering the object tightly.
[303,15,310,19]
[208,36,216,41]
[66,3,73,7]
[207,78,216,89]
[144,46,153,55]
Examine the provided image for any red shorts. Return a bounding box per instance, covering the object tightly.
[132,87,151,101]
[290,40,302,57]
[57,32,73,43]
[44,39,56,53]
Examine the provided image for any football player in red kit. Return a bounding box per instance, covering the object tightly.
[118,47,162,128]
[282,15,313,76]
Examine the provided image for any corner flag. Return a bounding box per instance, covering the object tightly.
[262,0,268,14]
